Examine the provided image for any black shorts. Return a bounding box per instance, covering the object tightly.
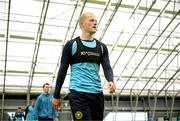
[69,90,104,121]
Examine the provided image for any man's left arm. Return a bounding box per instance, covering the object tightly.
[101,44,116,93]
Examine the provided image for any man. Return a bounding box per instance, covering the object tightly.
[177,112,180,121]
[25,98,38,121]
[8,113,14,121]
[14,107,25,121]
[36,83,59,121]
[52,12,116,121]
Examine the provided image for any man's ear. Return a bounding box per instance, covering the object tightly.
[80,23,84,29]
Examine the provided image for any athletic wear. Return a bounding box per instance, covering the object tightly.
[25,105,38,121]
[69,89,104,121]
[54,36,113,98]
[14,112,24,121]
[53,36,113,121]
[177,116,180,121]
[36,92,59,120]
[70,38,102,65]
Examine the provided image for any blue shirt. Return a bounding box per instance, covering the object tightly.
[70,40,102,93]
[14,112,24,121]
[177,116,180,121]
[25,105,38,121]
[36,92,59,119]
[9,114,14,121]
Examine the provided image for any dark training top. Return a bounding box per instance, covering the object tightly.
[54,36,114,98]
[70,37,102,65]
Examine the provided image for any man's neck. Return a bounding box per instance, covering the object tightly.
[80,32,94,40]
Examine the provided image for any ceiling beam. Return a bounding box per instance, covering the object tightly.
[27,0,50,95]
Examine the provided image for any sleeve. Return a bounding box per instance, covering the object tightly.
[14,113,16,121]
[35,96,41,114]
[53,41,72,99]
[101,43,114,82]
[22,112,25,120]
[24,106,29,119]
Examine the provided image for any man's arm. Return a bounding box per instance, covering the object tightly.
[101,43,116,93]
[101,43,113,81]
[24,106,29,119]
[22,112,25,120]
[53,41,72,99]
[52,41,72,110]
[14,112,17,121]
[35,95,42,117]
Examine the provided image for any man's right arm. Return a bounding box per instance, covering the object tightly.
[24,106,29,119]
[53,41,72,99]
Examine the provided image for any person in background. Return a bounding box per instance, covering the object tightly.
[177,112,180,121]
[8,113,14,121]
[35,83,59,121]
[147,111,153,121]
[52,12,116,121]
[25,98,38,121]
[14,107,25,121]
[163,114,169,121]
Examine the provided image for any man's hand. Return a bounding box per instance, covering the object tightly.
[107,81,116,93]
[52,98,61,110]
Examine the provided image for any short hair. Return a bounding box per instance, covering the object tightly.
[31,98,36,101]
[43,83,49,88]
[79,12,95,28]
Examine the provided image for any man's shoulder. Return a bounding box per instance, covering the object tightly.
[69,36,80,43]
[65,37,79,47]
[37,93,44,98]
[26,105,30,108]
[94,38,106,46]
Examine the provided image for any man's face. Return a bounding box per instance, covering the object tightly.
[81,14,97,34]
[17,108,22,112]
[43,84,50,93]
[31,99,35,106]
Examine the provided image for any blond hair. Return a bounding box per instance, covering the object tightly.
[79,12,95,28]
